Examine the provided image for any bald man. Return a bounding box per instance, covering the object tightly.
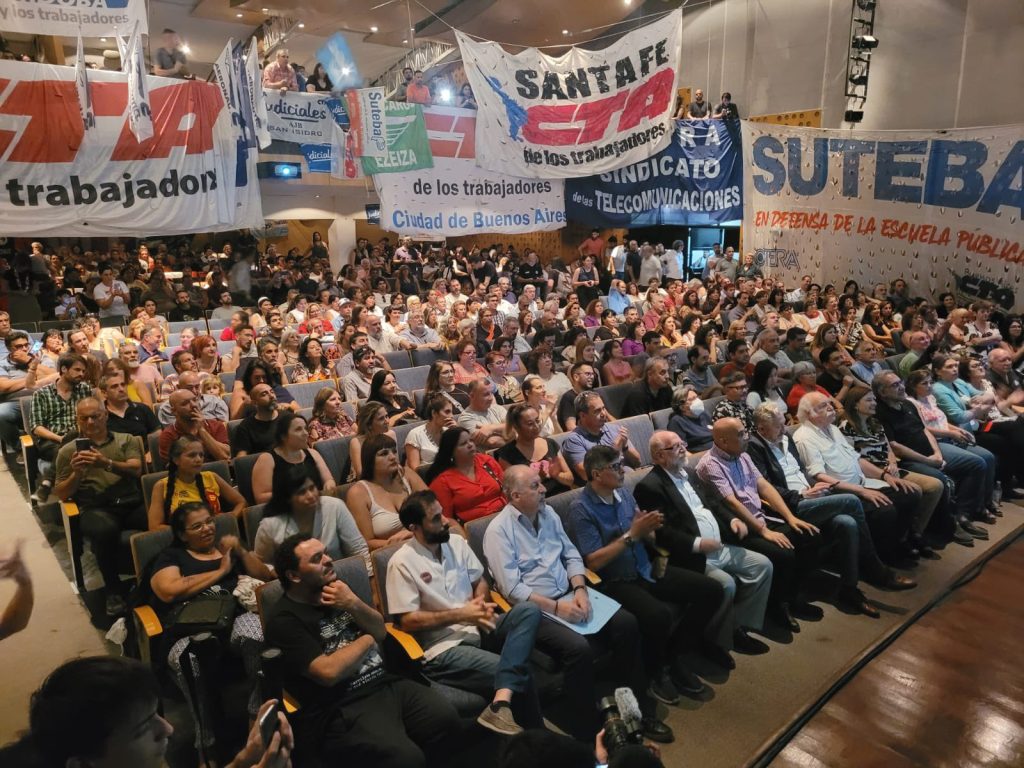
[484,466,673,743]
[158,389,229,462]
[635,431,772,653]
[696,417,822,632]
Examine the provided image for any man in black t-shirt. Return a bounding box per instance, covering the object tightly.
[231,383,280,457]
[712,92,741,119]
[816,346,855,400]
[266,534,459,766]
[557,362,597,431]
[470,252,498,290]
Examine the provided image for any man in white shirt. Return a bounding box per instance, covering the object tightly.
[661,240,686,282]
[457,380,507,450]
[386,490,542,735]
[749,329,794,378]
[399,310,444,351]
[444,278,467,309]
[639,244,663,286]
[365,314,410,355]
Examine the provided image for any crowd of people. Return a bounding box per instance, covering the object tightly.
[1,230,1022,768]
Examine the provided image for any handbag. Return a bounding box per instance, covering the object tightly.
[166,591,237,639]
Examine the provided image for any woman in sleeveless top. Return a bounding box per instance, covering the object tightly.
[251,412,336,504]
[346,434,428,550]
[420,360,469,419]
[572,255,600,307]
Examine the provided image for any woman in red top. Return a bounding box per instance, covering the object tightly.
[426,426,505,526]
[786,361,834,417]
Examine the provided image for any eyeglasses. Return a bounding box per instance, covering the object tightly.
[9,342,29,350]
[602,461,624,472]
[185,519,215,533]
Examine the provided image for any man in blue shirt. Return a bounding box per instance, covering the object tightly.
[568,447,722,704]
[561,392,641,485]
[484,466,673,743]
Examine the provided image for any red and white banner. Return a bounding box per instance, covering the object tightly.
[455,9,681,179]
[372,106,565,237]
[345,87,387,159]
[0,61,262,236]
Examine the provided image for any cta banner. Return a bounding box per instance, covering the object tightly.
[265,89,347,145]
[742,122,1024,312]
[359,101,433,175]
[566,119,742,227]
[0,0,147,36]
[344,87,387,159]
[373,106,564,237]
[0,61,260,236]
[455,9,681,179]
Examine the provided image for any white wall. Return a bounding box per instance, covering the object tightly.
[260,181,379,272]
[677,0,1024,129]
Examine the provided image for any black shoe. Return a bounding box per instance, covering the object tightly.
[733,629,770,655]
[909,534,939,560]
[1003,487,1024,500]
[959,519,989,540]
[951,524,976,547]
[989,505,1003,518]
[789,601,824,621]
[973,510,998,525]
[648,669,680,705]
[669,661,707,697]
[702,643,735,670]
[771,603,800,633]
[641,716,675,744]
[837,587,880,618]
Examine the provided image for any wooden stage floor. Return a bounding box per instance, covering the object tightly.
[770,534,1024,768]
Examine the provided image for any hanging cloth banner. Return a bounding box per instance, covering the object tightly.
[0,0,147,36]
[344,87,388,159]
[455,8,682,179]
[372,106,565,237]
[741,121,1024,312]
[566,119,743,227]
[265,89,347,145]
[358,101,433,175]
[0,61,258,236]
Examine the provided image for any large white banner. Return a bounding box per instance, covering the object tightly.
[373,106,565,237]
[0,61,261,236]
[265,89,346,145]
[455,9,681,179]
[0,0,147,36]
[742,122,1024,313]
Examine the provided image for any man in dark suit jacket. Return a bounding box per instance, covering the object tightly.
[635,430,773,658]
[747,402,915,617]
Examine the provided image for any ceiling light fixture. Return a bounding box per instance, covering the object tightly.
[852,34,878,49]
[298,22,305,28]
[439,87,451,103]
[402,38,408,44]
[562,29,569,35]
[370,25,378,32]
[100,37,107,42]
[181,44,191,54]
[236,12,243,17]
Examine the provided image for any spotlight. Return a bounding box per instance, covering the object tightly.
[562,29,569,35]
[844,109,864,122]
[439,87,452,103]
[849,71,868,86]
[298,22,305,28]
[236,12,243,17]
[370,25,378,32]
[341,67,351,76]
[180,44,191,55]
[852,34,878,49]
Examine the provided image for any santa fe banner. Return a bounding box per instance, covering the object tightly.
[0,0,147,36]
[0,61,261,236]
[455,9,681,179]
[372,106,565,237]
[566,119,743,227]
[742,122,1024,313]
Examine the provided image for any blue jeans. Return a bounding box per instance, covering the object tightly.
[939,439,996,509]
[422,602,542,725]
[905,444,987,519]
[0,398,22,450]
[797,493,886,587]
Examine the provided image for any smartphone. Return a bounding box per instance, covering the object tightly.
[30,340,42,354]
[75,438,91,453]
[259,701,282,747]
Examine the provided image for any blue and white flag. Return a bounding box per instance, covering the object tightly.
[245,37,271,149]
[124,21,152,142]
[74,33,95,131]
[316,33,362,91]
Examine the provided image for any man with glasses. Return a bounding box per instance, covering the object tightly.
[0,311,30,357]
[569,445,720,703]
[54,397,144,616]
[365,313,411,356]
[697,417,824,632]
[262,48,298,92]
[556,362,598,432]
[712,370,755,431]
[0,331,48,458]
[561,392,640,485]
[635,431,773,658]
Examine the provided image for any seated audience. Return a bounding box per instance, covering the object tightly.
[404,395,455,470]
[426,426,506,524]
[496,404,574,496]
[307,387,357,444]
[148,435,245,530]
[386,489,543,735]
[367,370,417,427]
[457,379,508,450]
[622,358,673,417]
[347,434,427,550]
[159,388,230,463]
[251,412,336,503]
[99,369,159,439]
[562,392,641,485]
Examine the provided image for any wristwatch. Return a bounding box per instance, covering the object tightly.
[621,532,634,547]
